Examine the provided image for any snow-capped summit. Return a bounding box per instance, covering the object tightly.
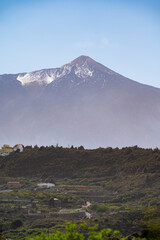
[17,56,118,87]
[17,56,97,86]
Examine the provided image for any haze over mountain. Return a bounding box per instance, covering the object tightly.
[1,55,160,148]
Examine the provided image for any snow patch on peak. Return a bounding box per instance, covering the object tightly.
[17,66,73,86]
[59,65,72,77]
[75,65,93,78]
[74,60,94,78]
[61,62,94,78]
[17,70,56,86]
[60,57,94,79]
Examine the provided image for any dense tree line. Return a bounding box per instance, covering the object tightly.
[0,145,159,180]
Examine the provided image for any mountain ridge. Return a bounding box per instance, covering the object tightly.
[1,55,160,91]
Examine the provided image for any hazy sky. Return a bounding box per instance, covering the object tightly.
[0,0,160,87]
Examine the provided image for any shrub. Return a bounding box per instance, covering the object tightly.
[25,223,146,240]
[10,219,23,229]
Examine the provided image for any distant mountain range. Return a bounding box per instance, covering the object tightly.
[1,55,160,148]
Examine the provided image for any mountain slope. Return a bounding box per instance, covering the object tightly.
[0,56,160,148]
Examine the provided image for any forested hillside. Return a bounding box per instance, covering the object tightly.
[0,145,160,180]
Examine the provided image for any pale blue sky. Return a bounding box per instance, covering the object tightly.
[0,0,160,87]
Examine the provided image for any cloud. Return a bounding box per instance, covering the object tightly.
[74,37,109,49]
[75,40,94,48]
[100,37,109,47]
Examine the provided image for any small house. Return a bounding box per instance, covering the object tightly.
[13,144,24,152]
[49,197,61,207]
[7,182,20,187]
[37,183,55,189]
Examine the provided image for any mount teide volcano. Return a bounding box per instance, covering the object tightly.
[1,56,160,148]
